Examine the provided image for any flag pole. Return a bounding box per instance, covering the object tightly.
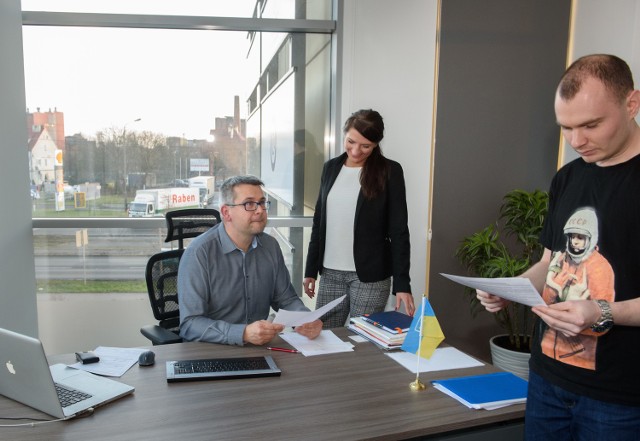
[410,295,427,391]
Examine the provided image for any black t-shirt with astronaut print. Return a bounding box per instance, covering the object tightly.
[531,153,640,406]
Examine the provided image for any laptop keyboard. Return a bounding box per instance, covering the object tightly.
[55,383,92,408]
[173,357,272,374]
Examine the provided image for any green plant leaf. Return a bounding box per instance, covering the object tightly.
[455,188,548,348]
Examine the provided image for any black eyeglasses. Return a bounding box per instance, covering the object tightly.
[227,200,271,211]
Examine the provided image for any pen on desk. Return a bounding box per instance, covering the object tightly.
[266,347,299,353]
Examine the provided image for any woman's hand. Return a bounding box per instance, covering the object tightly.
[395,292,415,316]
[303,277,317,298]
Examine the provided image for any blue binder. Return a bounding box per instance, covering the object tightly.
[432,372,528,409]
[361,310,413,334]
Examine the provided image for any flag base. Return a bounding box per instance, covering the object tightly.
[409,378,427,391]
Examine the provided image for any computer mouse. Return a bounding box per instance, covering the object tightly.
[138,350,155,366]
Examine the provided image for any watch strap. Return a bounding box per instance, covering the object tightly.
[590,299,613,332]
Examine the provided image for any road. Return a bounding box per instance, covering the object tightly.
[33,228,166,280]
[35,255,149,280]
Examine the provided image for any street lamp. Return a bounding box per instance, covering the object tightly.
[123,118,142,212]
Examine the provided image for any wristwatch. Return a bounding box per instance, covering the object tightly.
[590,300,614,333]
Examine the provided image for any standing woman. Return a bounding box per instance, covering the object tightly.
[303,109,415,328]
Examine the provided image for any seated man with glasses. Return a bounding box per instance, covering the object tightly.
[178,175,322,345]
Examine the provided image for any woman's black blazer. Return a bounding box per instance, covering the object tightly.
[304,152,411,294]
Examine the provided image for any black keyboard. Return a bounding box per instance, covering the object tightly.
[55,383,92,408]
[166,356,281,382]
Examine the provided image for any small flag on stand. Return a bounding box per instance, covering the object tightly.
[402,296,445,391]
[401,296,445,359]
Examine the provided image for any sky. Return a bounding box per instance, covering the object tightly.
[21,0,268,140]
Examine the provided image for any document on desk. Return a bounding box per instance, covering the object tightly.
[69,346,148,377]
[279,330,354,356]
[440,273,547,307]
[273,295,347,327]
[386,347,484,373]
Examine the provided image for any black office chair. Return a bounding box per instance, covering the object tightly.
[140,208,221,345]
[164,208,221,249]
[140,249,184,345]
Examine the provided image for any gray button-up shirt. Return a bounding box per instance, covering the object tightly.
[178,223,308,345]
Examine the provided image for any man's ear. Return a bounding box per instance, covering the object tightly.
[627,89,640,119]
[220,205,232,222]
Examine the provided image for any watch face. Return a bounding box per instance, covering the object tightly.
[591,319,614,333]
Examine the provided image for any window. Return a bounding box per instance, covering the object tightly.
[25,2,334,299]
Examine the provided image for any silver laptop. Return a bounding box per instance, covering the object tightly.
[0,327,134,419]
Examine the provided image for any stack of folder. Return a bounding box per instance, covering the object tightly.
[348,311,413,350]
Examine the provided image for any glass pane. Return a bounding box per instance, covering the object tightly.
[33,224,313,299]
[22,0,332,19]
[22,0,257,17]
[24,25,329,218]
[25,10,330,333]
[25,26,253,216]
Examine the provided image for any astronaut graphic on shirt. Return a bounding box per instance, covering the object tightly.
[541,207,615,370]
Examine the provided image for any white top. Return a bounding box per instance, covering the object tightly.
[323,165,361,271]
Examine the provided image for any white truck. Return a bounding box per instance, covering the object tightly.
[128,187,200,217]
[188,175,215,205]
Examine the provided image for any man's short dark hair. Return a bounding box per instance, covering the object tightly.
[220,175,264,205]
[558,54,635,102]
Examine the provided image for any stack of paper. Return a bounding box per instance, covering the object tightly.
[279,330,354,356]
[431,372,528,410]
[348,311,413,350]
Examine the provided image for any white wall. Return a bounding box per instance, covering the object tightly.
[0,0,39,337]
[562,0,640,164]
[339,0,439,302]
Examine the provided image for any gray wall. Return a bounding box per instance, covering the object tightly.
[429,0,571,361]
[0,0,39,337]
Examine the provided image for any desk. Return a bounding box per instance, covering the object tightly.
[0,328,524,440]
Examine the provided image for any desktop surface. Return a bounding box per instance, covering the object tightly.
[0,328,524,440]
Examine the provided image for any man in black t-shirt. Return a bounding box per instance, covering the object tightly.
[477,54,640,440]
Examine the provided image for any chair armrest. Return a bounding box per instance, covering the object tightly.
[140,325,183,345]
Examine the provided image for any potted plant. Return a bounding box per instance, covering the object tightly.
[455,189,548,378]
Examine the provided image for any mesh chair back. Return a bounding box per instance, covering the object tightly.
[164,208,221,249]
[145,248,184,331]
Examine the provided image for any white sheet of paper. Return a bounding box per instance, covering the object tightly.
[68,346,148,377]
[273,295,347,327]
[440,273,547,307]
[348,334,368,343]
[279,330,354,356]
[386,347,484,373]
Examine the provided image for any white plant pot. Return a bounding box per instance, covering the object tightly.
[489,334,531,380]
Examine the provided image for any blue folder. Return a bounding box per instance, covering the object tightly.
[361,310,413,334]
[432,372,528,409]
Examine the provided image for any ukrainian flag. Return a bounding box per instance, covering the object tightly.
[401,296,445,359]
